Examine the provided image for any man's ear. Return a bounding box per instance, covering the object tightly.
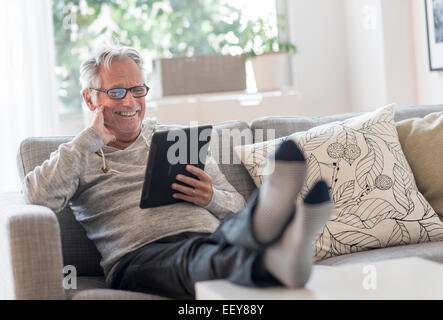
[82,90,96,111]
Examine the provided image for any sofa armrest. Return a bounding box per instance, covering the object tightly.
[0,192,65,300]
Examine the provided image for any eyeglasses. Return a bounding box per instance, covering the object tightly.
[90,84,150,100]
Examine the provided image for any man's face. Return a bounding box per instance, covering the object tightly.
[95,58,146,141]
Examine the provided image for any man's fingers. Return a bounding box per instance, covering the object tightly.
[171,183,196,196]
[172,193,196,204]
[186,165,211,182]
[175,174,204,189]
[90,105,116,145]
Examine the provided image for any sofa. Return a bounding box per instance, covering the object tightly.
[2,104,443,300]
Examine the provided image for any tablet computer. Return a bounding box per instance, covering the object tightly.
[140,125,213,209]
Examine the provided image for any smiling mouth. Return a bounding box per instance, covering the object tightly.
[115,110,139,117]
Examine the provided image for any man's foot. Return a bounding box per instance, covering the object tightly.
[263,180,332,288]
[252,140,306,244]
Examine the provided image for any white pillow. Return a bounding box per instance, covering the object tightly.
[234,104,443,261]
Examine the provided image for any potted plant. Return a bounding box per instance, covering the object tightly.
[240,15,296,91]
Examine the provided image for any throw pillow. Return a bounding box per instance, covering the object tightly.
[234,105,443,261]
[396,111,443,220]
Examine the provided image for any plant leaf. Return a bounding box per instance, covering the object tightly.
[333,180,355,206]
[418,223,431,243]
[359,122,398,137]
[355,137,383,189]
[337,127,357,146]
[314,227,333,260]
[301,154,322,198]
[361,109,393,128]
[419,221,443,242]
[385,141,411,171]
[330,230,381,255]
[392,164,414,213]
[298,127,334,152]
[363,210,403,229]
[334,213,366,229]
[340,198,397,222]
[416,190,434,220]
[386,221,410,246]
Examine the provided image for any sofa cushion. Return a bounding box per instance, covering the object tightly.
[211,121,257,201]
[66,276,168,300]
[72,288,169,300]
[396,111,443,220]
[236,105,443,262]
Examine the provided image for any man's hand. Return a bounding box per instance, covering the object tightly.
[172,165,214,207]
[90,105,116,145]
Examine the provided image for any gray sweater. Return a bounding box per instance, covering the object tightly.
[22,118,246,284]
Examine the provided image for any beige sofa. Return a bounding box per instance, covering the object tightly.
[2,104,443,299]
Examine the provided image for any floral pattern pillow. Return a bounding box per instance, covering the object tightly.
[234,104,443,260]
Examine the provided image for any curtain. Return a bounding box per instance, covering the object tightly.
[0,0,58,192]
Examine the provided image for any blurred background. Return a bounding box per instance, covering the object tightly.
[1,0,442,192]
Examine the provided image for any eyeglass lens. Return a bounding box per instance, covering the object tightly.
[108,86,148,99]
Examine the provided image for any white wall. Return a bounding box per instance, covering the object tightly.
[345,0,387,111]
[285,0,419,114]
[285,0,351,115]
[412,0,443,105]
[381,0,417,107]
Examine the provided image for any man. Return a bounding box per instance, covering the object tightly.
[22,46,332,299]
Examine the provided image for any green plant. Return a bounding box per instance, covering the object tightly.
[52,0,243,113]
[240,14,296,58]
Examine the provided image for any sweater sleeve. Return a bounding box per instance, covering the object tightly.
[203,155,246,220]
[22,127,104,214]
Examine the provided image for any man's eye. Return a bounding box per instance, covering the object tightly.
[132,87,145,95]
[109,89,124,98]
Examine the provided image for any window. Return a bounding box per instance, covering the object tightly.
[52,0,278,114]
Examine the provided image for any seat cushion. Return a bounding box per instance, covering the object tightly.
[66,276,169,300]
[72,289,169,300]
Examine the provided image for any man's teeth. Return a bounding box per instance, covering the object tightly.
[116,111,137,117]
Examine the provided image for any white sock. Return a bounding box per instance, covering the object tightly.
[252,140,306,244]
[264,181,333,287]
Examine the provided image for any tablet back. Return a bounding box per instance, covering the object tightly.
[140,125,212,208]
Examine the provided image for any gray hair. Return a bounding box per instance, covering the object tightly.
[80,46,144,104]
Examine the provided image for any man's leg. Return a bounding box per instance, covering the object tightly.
[215,140,333,288]
[111,140,332,298]
[216,140,307,250]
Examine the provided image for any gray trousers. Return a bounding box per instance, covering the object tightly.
[110,190,286,299]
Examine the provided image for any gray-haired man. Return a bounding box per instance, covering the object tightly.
[22,46,332,299]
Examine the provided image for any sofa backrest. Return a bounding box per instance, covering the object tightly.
[16,120,256,276]
[250,105,443,141]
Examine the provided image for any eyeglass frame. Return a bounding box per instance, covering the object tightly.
[89,84,150,100]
